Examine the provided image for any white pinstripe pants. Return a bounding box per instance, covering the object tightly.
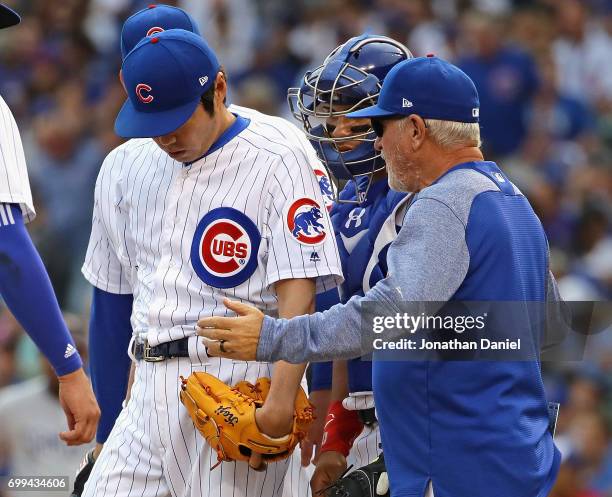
[282,450,313,497]
[82,358,293,497]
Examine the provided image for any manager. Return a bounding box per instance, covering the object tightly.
[198,56,561,497]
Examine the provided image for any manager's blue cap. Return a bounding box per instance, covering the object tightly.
[347,56,480,123]
[115,29,220,138]
[0,3,20,29]
[121,4,200,59]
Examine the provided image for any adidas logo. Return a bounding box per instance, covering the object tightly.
[310,251,321,263]
[494,172,506,183]
[64,344,76,359]
[402,98,413,108]
[199,76,209,86]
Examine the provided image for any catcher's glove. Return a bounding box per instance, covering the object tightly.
[179,372,314,467]
[70,448,96,497]
[325,453,389,497]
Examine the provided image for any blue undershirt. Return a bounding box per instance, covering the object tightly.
[89,287,133,443]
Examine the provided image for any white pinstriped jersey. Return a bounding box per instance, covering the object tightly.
[0,96,35,222]
[82,105,342,356]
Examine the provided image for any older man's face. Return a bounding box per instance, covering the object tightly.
[373,117,418,192]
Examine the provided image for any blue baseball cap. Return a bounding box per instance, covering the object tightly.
[121,4,200,59]
[347,56,480,123]
[0,3,20,29]
[115,29,220,138]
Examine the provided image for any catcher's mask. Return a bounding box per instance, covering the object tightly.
[288,34,412,203]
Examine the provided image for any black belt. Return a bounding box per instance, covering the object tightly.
[133,337,190,362]
[357,407,377,426]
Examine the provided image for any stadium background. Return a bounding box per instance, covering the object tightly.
[0,0,609,496]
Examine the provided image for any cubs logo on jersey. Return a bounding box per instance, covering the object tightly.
[313,168,334,211]
[190,207,261,289]
[285,198,327,246]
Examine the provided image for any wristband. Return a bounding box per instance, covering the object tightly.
[320,400,363,456]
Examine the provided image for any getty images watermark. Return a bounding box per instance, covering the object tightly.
[359,301,611,361]
[371,311,502,351]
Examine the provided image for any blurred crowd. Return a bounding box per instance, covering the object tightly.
[0,0,609,495]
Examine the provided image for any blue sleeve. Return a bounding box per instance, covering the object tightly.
[0,203,82,375]
[310,289,341,390]
[257,197,468,363]
[89,287,133,444]
[310,361,332,391]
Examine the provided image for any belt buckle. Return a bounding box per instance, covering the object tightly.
[143,338,165,362]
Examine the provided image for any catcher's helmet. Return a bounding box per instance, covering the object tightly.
[288,34,412,203]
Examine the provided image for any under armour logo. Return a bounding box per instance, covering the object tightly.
[199,76,209,86]
[345,208,366,229]
[135,83,154,104]
[402,98,413,108]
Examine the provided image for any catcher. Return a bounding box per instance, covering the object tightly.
[286,34,412,495]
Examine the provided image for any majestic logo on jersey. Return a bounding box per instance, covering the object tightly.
[285,198,327,246]
[135,83,154,104]
[190,208,261,289]
[313,168,334,211]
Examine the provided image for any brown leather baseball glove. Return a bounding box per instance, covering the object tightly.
[180,372,313,468]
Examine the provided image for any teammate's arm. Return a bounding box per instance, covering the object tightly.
[0,203,100,445]
[73,287,133,490]
[310,360,358,494]
[255,277,315,437]
[301,288,340,466]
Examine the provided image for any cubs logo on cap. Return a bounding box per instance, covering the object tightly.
[285,198,327,246]
[115,30,220,138]
[146,26,164,36]
[313,169,334,212]
[120,4,201,59]
[190,208,261,289]
[136,83,154,103]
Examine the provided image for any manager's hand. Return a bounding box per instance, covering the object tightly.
[196,299,263,360]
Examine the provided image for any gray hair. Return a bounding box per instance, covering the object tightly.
[424,119,482,149]
[399,117,482,149]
